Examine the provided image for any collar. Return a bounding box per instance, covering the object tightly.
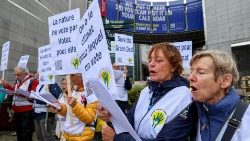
[197,88,240,116]
[147,76,189,93]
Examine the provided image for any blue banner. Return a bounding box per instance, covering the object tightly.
[106,0,118,20]
[187,0,204,30]
[152,2,168,33]
[168,0,185,32]
[135,1,151,33]
[118,0,135,21]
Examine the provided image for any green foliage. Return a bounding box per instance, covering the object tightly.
[128,84,146,106]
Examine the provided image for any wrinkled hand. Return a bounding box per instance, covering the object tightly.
[0,79,8,85]
[67,96,77,107]
[102,124,115,141]
[97,102,111,122]
[48,101,62,113]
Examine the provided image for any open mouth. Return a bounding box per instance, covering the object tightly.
[190,86,197,92]
[149,70,156,74]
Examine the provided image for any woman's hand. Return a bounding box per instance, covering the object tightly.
[102,124,115,141]
[48,101,62,113]
[97,102,112,122]
[67,96,77,107]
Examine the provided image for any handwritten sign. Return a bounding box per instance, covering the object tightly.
[115,33,134,66]
[48,8,80,75]
[1,41,10,71]
[38,45,55,85]
[75,0,117,96]
[171,41,192,69]
[17,55,29,67]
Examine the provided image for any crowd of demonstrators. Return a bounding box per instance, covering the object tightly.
[113,63,132,113]
[189,50,250,141]
[98,43,197,141]
[1,44,250,141]
[49,73,98,141]
[33,72,62,141]
[0,66,39,141]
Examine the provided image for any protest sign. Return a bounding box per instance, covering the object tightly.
[115,33,134,66]
[38,45,55,85]
[75,0,117,96]
[171,41,192,69]
[48,8,80,75]
[17,55,29,68]
[1,41,10,71]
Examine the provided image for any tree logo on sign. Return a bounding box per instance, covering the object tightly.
[48,74,54,81]
[71,56,80,69]
[99,68,112,89]
[128,57,133,63]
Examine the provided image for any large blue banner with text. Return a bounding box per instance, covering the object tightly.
[152,2,168,33]
[135,1,151,33]
[168,0,185,32]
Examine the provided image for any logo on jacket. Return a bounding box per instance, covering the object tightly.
[150,109,167,128]
[99,68,112,89]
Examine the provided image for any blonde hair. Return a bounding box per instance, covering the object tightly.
[190,50,239,86]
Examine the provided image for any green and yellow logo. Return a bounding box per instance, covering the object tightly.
[48,74,54,81]
[150,109,167,128]
[128,57,133,63]
[71,56,80,69]
[99,68,111,89]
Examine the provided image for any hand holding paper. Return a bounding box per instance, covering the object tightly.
[31,91,61,109]
[0,88,14,96]
[88,78,141,141]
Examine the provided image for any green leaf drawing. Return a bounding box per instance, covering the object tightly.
[48,74,54,81]
[128,57,133,63]
[101,71,110,88]
[72,57,80,69]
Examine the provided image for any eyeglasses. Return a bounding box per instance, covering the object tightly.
[14,73,22,76]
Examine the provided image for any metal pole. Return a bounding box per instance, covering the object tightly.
[69,0,71,10]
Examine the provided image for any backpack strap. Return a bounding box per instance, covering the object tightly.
[39,85,44,92]
[221,101,249,141]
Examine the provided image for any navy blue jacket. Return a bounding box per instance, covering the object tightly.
[114,76,198,141]
[34,83,62,119]
[196,88,240,141]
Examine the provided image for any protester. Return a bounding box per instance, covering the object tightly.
[50,74,97,141]
[55,77,68,140]
[113,63,132,113]
[188,50,250,141]
[34,73,62,141]
[0,66,38,141]
[98,42,197,140]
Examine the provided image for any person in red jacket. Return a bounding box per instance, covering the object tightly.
[0,66,38,141]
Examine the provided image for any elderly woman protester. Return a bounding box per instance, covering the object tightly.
[188,50,250,141]
[98,42,197,141]
[49,74,97,141]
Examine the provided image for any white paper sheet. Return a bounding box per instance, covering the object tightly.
[32,92,61,109]
[15,88,31,97]
[0,88,14,95]
[88,78,141,141]
[39,93,58,103]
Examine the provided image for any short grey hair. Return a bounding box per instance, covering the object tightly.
[190,50,239,87]
[14,66,29,74]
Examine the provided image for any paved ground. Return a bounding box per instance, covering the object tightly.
[0,131,38,141]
